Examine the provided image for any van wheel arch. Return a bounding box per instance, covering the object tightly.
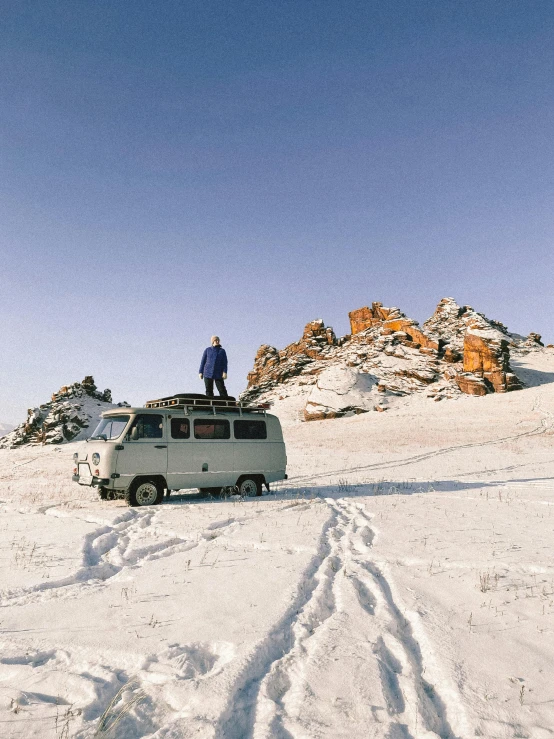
[125,476,166,507]
[236,475,264,497]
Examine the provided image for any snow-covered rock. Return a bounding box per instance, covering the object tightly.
[304,367,379,420]
[0,377,128,449]
[421,297,510,351]
[518,332,545,351]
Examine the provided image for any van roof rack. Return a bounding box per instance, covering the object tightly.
[144,394,272,413]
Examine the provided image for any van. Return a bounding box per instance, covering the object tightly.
[72,395,287,506]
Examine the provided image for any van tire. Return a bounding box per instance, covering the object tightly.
[98,487,109,500]
[125,479,164,507]
[237,476,262,497]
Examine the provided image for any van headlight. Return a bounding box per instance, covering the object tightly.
[92,453,100,465]
[73,452,78,462]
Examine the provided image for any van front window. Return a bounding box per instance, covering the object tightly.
[90,416,130,440]
[127,414,164,440]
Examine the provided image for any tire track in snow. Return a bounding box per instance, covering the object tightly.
[217,498,464,739]
[216,503,344,739]
[0,510,244,607]
[286,398,554,486]
[342,500,465,738]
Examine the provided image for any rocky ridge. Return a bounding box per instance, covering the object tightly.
[241,297,544,421]
[0,423,15,437]
[0,377,128,448]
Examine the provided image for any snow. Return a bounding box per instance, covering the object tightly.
[1,350,554,738]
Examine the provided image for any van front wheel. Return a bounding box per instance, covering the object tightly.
[237,477,262,497]
[126,479,164,507]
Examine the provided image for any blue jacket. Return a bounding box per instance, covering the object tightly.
[199,345,228,379]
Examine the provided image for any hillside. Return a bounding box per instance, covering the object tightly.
[0,348,553,737]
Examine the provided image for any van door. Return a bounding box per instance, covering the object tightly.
[190,417,235,487]
[167,416,193,490]
[115,413,168,487]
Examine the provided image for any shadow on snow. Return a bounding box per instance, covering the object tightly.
[162,475,553,507]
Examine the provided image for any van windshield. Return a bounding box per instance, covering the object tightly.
[90,416,130,440]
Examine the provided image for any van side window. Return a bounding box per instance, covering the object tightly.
[171,418,190,439]
[194,419,230,439]
[234,420,267,439]
[127,414,163,440]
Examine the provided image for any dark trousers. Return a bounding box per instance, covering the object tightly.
[204,377,228,398]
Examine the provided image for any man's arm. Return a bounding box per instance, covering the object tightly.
[199,348,208,375]
[221,349,228,374]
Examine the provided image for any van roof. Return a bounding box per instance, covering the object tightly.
[101,406,273,418]
[144,394,270,411]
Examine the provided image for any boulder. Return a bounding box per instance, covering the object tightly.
[455,373,489,396]
[304,366,378,421]
[462,329,522,393]
[393,367,437,384]
[349,302,409,334]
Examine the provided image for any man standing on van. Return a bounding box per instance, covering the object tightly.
[199,336,229,398]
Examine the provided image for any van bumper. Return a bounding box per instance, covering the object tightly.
[72,474,110,488]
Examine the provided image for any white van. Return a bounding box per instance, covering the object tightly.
[72,396,287,506]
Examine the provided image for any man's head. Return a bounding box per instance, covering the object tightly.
[211,335,220,346]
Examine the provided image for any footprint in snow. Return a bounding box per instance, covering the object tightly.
[0,648,60,668]
[142,642,235,683]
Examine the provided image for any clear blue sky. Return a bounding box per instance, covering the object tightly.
[2,0,553,423]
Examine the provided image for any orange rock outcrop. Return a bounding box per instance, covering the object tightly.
[462,331,522,393]
[349,303,396,334]
[242,298,526,407]
[246,319,337,389]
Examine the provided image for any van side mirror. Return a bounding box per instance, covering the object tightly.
[130,427,139,441]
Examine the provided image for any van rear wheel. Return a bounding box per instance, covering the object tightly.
[237,477,262,497]
[126,479,164,507]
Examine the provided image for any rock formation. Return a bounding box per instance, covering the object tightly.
[520,332,544,350]
[241,297,532,420]
[246,319,338,392]
[0,377,127,448]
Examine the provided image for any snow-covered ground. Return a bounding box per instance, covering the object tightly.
[1,350,553,738]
